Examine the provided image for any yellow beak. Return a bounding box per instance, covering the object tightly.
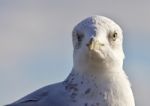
[87,38,104,50]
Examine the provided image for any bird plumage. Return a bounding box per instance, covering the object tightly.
[7,15,135,106]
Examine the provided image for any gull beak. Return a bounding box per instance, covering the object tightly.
[86,37,105,50]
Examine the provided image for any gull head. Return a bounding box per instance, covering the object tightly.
[72,16,125,72]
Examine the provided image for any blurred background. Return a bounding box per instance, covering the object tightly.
[0,0,149,105]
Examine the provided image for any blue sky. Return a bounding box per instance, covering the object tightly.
[0,0,150,106]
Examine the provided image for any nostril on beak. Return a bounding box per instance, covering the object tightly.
[86,38,94,47]
[100,43,105,46]
[86,37,105,50]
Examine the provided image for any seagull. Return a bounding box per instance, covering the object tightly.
[7,16,135,106]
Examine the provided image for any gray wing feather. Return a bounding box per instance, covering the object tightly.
[6,82,70,106]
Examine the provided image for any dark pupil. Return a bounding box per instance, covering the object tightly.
[77,34,83,42]
[113,33,117,38]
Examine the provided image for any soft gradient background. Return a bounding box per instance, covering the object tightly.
[0,0,149,106]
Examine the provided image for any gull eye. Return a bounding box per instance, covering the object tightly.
[112,32,118,41]
[77,33,84,42]
[74,33,84,49]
